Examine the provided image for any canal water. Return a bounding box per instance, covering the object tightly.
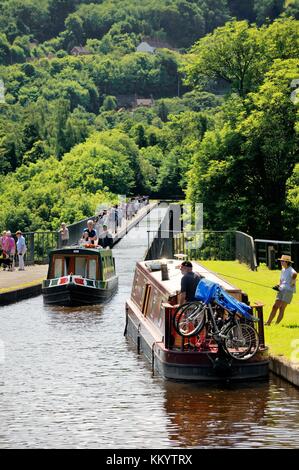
[1,207,299,449]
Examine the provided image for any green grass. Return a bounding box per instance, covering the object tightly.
[197,260,299,362]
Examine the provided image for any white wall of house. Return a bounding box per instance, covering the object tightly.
[136,42,155,53]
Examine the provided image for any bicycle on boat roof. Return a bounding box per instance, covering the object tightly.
[173,279,260,361]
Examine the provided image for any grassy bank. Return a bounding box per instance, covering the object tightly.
[198,260,299,362]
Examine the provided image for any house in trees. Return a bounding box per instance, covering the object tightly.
[136,41,155,53]
[136,38,178,53]
[115,95,154,109]
[71,46,91,56]
[136,98,154,107]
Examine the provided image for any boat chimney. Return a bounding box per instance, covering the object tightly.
[161,260,169,281]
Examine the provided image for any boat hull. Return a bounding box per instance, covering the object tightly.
[42,277,118,306]
[125,307,269,383]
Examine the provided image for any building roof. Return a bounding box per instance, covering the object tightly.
[136,98,154,107]
[136,42,156,53]
[140,37,178,51]
[71,46,91,55]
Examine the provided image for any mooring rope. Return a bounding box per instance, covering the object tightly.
[214,272,274,290]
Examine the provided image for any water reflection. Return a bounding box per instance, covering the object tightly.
[162,376,299,448]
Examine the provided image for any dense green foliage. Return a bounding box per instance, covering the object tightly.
[0,0,296,65]
[186,59,299,239]
[0,2,298,240]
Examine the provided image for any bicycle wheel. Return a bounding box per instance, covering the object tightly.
[175,302,206,337]
[172,303,189,331]
[224,323,259,360]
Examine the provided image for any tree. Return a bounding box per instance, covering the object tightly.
[239,59,299,238]
[138,146,163,192]
[101,95,117,111]
[0,33,10,65]
[284,1,299,19]
[133,123,148,148]
[284,163,299,239]
[185,20,266,97]
[157,100,169,122]
[254,0,285,25]
[65,14,84,46]
[185,17,299,97]
[186,59,299,238]
[227,0,256,22]
[48,0,80,38]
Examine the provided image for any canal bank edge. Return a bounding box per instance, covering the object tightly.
[269,355,299,388]
[0,280,43,305]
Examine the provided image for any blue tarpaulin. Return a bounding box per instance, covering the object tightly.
[195,278,255,320]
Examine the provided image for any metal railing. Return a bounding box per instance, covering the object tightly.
[174,230,236,261]
[145,229,236,262]
[236,231,257,271]
[255,239,299,269]
[12,232,59,264]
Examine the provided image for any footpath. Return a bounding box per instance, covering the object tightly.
[0,202,157,306]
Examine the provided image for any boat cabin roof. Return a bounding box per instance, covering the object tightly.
[49,246,110,257]
[47,246,115,281]
[138,259,242,298]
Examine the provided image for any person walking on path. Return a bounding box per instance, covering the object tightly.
[265,254,297,325]
[6,231,16,271]
[16,230,27,271]
[59,223,69,247]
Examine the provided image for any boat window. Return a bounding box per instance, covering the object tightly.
[75,257,87,277]
[54,258,63,278]
[64,257,71,275]
[89,259,97,279]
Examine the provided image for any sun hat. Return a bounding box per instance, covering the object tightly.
[278,254,294,263]
[16,230,22,235]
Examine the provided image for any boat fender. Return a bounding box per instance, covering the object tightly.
[151,342,156,375]
[124,307,129,336]
[137,323,141,353]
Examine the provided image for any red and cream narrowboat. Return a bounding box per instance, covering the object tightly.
[42,246,118,306]
[125,259,269,381]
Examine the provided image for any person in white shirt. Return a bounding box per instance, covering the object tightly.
[16,230,27,271]
[265,254,297,325]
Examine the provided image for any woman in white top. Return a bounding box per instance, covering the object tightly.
[265,254,297,325]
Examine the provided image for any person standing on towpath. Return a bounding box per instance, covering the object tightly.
[265,254,297,325]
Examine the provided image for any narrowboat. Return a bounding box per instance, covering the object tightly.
[125,259,269,382]
[42,246,118,306]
